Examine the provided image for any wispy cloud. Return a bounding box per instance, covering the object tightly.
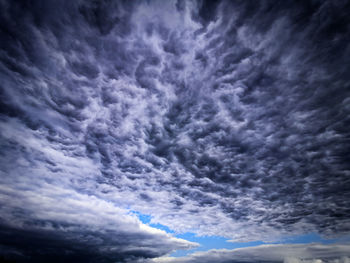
[153,244,350,263]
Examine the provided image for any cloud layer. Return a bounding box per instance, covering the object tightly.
[153,243,350,263]
[0,0,349,261]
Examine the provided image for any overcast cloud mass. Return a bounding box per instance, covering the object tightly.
[0,0,349,262]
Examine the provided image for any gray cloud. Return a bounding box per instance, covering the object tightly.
[0,0,349,261]
[152,244,350,263]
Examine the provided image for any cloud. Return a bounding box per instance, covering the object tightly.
[0,0,349,261]
[0,118,197,262]
[152,244,350,263]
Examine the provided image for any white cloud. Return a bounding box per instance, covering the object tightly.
[152,244,350,263]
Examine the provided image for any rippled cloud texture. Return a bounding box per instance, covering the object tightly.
[0,0,349,262]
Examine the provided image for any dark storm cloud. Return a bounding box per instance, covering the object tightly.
[0,0,349,261]
[0,224,176,263]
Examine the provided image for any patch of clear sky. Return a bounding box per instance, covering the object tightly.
[132,211,342,257]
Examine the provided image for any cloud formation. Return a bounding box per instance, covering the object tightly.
[153,244,350,263]
[0,0,349,261]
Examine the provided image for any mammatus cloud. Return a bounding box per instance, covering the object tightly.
[0,0,349,262]
[152,244,350,263]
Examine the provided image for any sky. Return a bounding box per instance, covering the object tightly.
[0,0,349,262]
